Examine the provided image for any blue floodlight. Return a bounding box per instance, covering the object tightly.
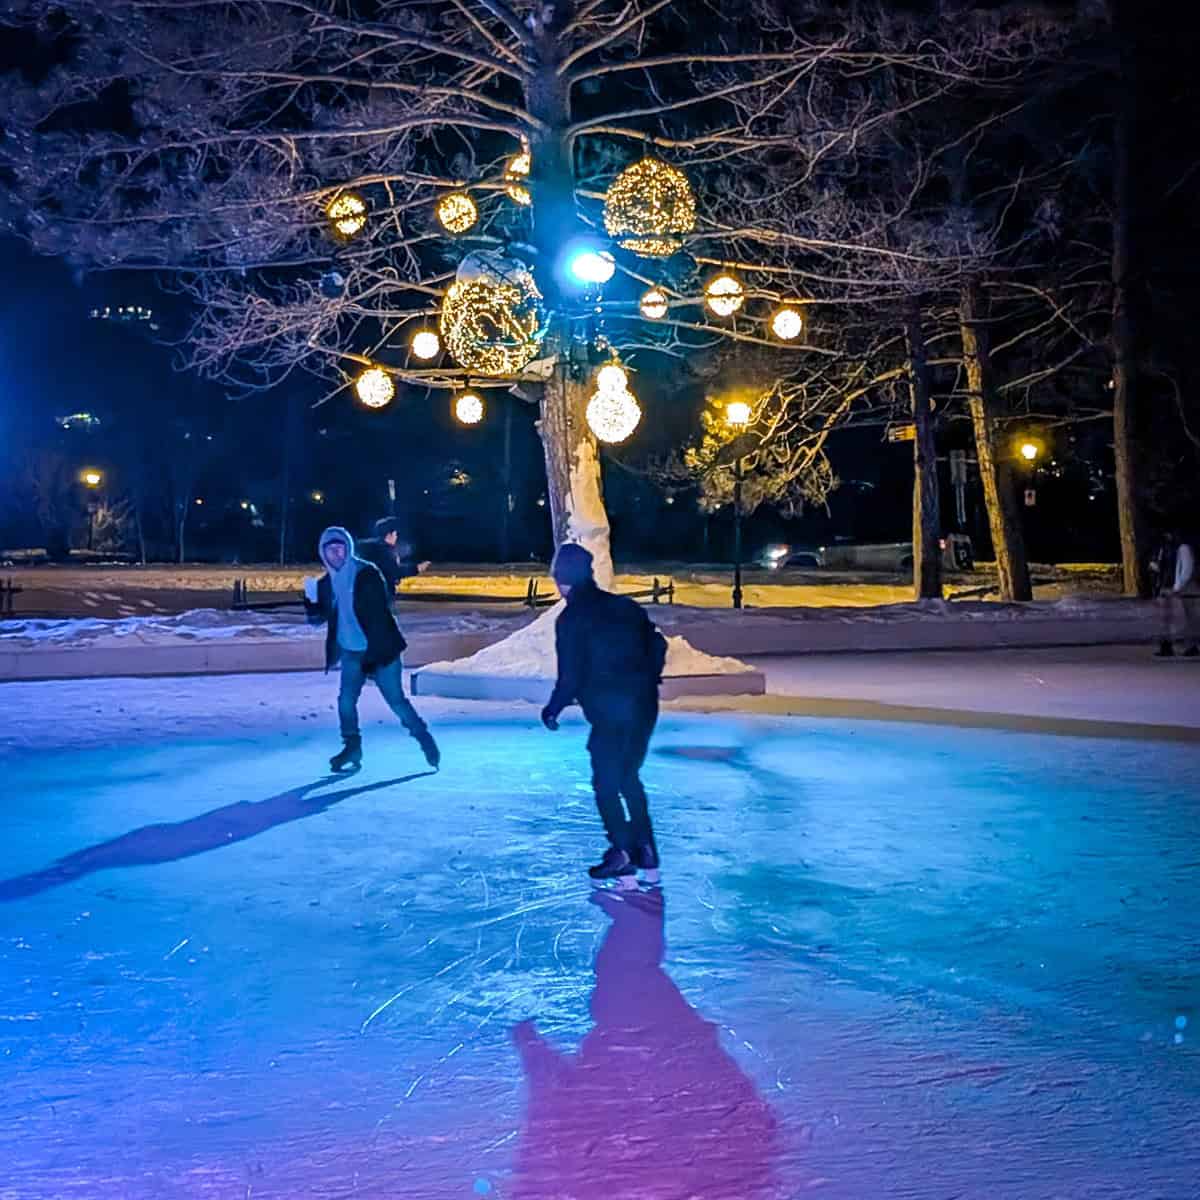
[563,243,616,287]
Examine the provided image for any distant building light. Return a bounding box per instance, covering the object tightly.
[309,490,325,504]
[195,497,204,506]
[57,412,101,430]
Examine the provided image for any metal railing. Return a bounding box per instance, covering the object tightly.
[0,577,23,618]
[230,575,675,612]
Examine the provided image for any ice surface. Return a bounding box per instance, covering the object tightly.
[1,672,1198,1198]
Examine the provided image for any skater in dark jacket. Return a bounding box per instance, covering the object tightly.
[303,526,440,772]
[356,517,429,602]
[540,543,668,887]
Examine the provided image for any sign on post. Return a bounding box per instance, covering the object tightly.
[1024,488,1037,507]
[887,423,916,442]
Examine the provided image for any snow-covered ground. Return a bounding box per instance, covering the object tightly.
[1,670,1197,1198]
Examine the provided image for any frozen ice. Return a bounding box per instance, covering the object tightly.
[1,670,1198,1198]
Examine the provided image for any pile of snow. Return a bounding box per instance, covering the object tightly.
[0,607,526,650]
[421,605,754,678]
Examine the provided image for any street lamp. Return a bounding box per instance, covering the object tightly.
[725,401,752,609]
[1020,441,1039,462]
[81,468,103,488]
[80,468,104,550]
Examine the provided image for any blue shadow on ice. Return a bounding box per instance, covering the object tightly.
[0,773,433,902]
[509,889,780,1198]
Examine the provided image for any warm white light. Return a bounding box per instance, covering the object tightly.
[596,363,628,393]
[355,366,395,409]
[81,469,103,488]
[771,306,803,340]
[411,329,441,360]
[706,274,745,317]
[1020,441,1039,461]
[587,387,642,444]
[726,400,752,427]
[454,392,485,425]
[505,151,531,205]
[639,288,669,319]
[436,191,478,233]
[326,191,367,239]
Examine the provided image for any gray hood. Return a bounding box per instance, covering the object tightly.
[318,526,355,572]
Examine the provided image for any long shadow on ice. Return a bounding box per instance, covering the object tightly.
[509,889,781,1199]
[0,773,431,902]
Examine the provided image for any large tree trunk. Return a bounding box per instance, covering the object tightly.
[906,303,942,599]
[524,2,613,586]
[960,280,1032,601]
[1112,3,1149,595]
[538,359,614,588]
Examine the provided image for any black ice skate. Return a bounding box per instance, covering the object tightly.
[587,847,638,890]
[1155,639,1175,658]
[633,840,661,886]
[329,736,362,773]
[415,727,441,770]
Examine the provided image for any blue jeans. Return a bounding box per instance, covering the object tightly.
[337,651,428,741]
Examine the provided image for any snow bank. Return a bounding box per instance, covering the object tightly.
[420,604,755,678]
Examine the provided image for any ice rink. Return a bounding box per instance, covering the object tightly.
[2,670,1198,1198]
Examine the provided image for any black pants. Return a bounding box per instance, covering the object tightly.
[586,701,657,854]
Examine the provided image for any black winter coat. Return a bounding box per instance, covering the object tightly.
[304,561,407,672]
[546,581,668,724]
[356,537,419,595]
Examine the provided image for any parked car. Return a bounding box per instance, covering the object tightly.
[761,535,973,572]
[761,543,825,569]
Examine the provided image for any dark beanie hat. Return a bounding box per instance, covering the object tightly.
[552,542,594,587]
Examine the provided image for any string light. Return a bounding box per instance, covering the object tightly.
[587,361,641,444]
[603,158,696,258]
[325,191,367,239]
[639,288,669,319]
[705,274,745,317]
[505,150,531,206]
[440,275,543,377]
[410,329,441,360]
[436,191,478,233]
[771,306,804,341]
[454,392,485,425]
[354,366,395,409]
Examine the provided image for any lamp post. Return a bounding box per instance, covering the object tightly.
[725,401,752,609]
[81,468,103,551]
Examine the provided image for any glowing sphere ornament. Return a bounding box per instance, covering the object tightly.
[354,366,394,409]
[410,329,441,360]
[440,252,544,377]
[454,392,485,425]
[595,363,629,393]
[639,288,669,319]
[326,191,367,240]
[603,158,696,258]
[771,306,804,341]
[705,274,745,317]
[505,150,531,206]
[436,191,478,234]
[587,387,642,444]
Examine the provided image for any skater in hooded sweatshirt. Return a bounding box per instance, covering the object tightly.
[303,526,440,773]
[540,543,668,887]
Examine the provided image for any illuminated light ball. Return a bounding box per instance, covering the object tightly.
[505,150,532,206]
[771,306,804,341]
[435,191,478,234]
[440,257,544,378]
[639,288,669,320]
[726,399,752,427]
[1020,441,1039,461]
[603,158,696,258]
[454,392,485,425]
[587,386,642,444]
[410,329,441,360]
[354,366,395,409]
[705,274,745,317]
[325,191,367,239]
[595,363,629,394]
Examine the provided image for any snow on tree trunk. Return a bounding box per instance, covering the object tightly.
[538,362,614,589]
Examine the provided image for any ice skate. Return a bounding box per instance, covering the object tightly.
[329,736,362,773]
[588,847,638,890]
[415,727,441,770]
[1155,639,1175,658]
[633,840,661,886]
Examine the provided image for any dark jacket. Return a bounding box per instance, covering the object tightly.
[356,537,419,596]
[546,581,668,724]
[304,561,407,672]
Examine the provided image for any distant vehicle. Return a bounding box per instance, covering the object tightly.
[762,535,973,572]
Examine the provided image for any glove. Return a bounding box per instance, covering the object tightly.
[303,576,319,604]
[540,706,559,731]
